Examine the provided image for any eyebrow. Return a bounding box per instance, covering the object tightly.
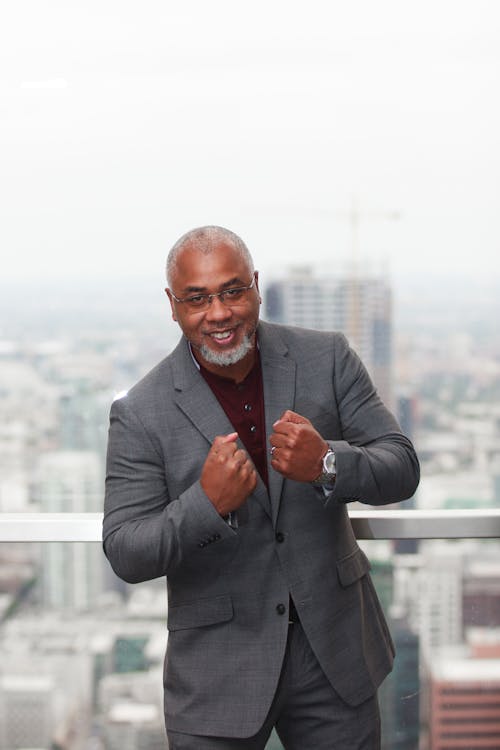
[180,277,245,294]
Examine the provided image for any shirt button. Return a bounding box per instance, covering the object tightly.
[276,603,286,616]
[249,425,257,433]
[275,532,285,543]
[244,403,252,412]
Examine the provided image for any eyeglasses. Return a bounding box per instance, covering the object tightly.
[169,276,256,313]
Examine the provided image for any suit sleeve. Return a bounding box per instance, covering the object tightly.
[102,396,235,583]
[325,334,420,507]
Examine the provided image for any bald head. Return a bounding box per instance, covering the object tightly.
[166,226,254,286]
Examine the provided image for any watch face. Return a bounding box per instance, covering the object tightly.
[323,451,336,474]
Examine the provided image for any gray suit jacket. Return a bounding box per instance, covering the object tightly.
[103,321,419,738]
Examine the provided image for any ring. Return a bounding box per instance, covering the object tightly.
[270,446,276,456]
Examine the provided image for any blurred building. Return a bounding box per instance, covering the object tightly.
[34,450,105,610]
[264,267,393,407]
[463,560,500,630]
[99,670,166,750]
[103,702,166,750]
[388,614,420,750]
[371,557,420,750]
[0,675,54,749]
[0,358,58,512]
[427,631,500,750]
[393,547,463,660]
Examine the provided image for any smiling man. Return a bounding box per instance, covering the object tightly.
[103,225,420,749]
[165,230,260,378]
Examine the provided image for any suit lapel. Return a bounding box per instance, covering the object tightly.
[258,322,297,526]
[170,338,272,520]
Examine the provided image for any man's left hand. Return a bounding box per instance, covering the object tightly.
[270,410,329,482]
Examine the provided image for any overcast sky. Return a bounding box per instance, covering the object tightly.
[1,0,499,285]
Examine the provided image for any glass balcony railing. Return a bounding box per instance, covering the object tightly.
[1,511,499,750]
[1,508,499,541]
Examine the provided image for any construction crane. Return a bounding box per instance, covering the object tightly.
[335,196,400,349]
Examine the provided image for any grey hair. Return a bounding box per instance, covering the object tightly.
[166,226,254,286]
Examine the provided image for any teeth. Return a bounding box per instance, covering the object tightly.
[212,331,232,340]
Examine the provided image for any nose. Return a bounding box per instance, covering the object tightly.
[204,294,232,322]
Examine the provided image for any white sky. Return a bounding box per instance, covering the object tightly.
[1,0,499,283]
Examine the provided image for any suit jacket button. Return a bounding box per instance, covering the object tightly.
[276,603,286,616]
[275,532,285,543]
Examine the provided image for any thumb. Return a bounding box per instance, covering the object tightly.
[214,432,239,446]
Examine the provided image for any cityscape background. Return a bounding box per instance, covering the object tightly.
[1,265,500,749]
[1,1,500,748]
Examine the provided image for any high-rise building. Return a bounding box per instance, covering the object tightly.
[427,632,500,750]
[264,267,393,407]
[463,560,500,630]
[402,548,463,659]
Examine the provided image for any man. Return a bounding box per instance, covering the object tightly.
[103,226,419,749]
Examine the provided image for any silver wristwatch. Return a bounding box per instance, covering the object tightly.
[312,448,337,486]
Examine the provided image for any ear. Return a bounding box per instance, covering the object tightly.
[254,271,262,304]
[165,288,178,322]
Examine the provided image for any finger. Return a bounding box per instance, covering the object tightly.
[270,457,290,478]
[240,462,256,481]
[271,447,291,465]
[271,420,296,436]
[269,444,286,461]
[244,464,258,486]
[269,434,288,450]
[232,449,250,468]
[277,410,309,425]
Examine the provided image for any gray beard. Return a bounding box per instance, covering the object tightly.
[198,333,254,367]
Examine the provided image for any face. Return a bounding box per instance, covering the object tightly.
[166,239,261,377]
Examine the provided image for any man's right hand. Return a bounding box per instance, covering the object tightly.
[200,432,257,516]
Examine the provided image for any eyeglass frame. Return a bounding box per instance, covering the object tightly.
[168,275,257,312]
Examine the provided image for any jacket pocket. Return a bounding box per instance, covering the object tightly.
[336,546,371,587]
[167,594,233,631]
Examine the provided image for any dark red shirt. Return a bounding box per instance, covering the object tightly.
[199,350,269,490]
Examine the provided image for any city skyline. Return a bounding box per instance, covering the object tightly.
[1,264,500,747]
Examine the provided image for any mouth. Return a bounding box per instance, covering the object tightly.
[205,327,238,346]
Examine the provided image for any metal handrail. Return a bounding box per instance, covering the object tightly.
[0,509,499,542]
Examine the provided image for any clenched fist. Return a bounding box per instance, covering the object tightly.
[201,432,257,516]
[269,410,328,482]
